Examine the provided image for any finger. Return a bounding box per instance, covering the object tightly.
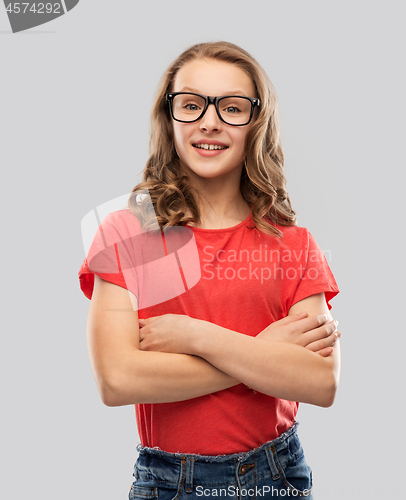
[306,328,339,351]
[301,320,338,344]
[138,317,156,327]
[138,337,151,350]
[316,347,334,357]
[303,313,331,332]
[138,327,146,342]
[306,329,341,352]
[287,313,330,335]
[292,311,308,320]
[279,312,309,325]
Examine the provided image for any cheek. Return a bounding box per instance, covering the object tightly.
[173,124,190,153]
[232,131,249,157]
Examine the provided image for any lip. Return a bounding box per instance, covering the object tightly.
[191,140,229,157]
[192,140,229,147]
[193,147,227,157]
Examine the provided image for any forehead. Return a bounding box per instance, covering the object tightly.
[173,58,256,97]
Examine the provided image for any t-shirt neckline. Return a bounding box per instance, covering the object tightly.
[186,209,253,233]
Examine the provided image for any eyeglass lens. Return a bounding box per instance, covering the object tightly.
[172,94,252,125]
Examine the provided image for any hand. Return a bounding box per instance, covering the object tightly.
[257,312,341,357]
[138,314,196,354]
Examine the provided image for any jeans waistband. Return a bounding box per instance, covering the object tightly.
[134,423,299,490]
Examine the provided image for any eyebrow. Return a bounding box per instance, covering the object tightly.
[178,87,248,96]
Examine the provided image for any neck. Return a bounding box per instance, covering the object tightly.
[185,168,251,229]
[193,200,251,229]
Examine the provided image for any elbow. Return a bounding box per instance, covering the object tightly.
[319,384,338,408]
[96,373,124,407]
[99,380,120,407]
[318,373,339,408]
[98,366,146,407]
[315,349,341,408]
[101,389,121,408]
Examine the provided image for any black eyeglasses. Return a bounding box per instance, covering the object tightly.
[166,92,260,126]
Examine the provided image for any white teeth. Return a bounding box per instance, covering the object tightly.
[194,143,227,150]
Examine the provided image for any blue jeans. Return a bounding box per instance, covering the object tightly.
[129,423,313,499]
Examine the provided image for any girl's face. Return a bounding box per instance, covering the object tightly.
[171,58,257,184]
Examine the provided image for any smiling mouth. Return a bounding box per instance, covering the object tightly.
[193,143,228,151]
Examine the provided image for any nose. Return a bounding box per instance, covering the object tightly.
[199,103,222,133]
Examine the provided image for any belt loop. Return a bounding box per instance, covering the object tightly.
[184,457,194,493]
[264,445,279,480]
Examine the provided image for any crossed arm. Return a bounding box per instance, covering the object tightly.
[87,276,340,408]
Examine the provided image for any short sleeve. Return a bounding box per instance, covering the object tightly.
[78,210,142,300]
[290,229,339,310]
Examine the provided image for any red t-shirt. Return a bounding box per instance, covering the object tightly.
[79,208,339,454]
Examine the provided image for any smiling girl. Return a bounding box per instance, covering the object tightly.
[79,41,340,499]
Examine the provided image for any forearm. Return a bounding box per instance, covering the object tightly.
[105,349,240,406]
[191,320,339,407]
[88,277,241,407]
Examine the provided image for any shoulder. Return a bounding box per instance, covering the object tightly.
[98,208,143,238]
[101,208,141,226]
[261,216,310,245]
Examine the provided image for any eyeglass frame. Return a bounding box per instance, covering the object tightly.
[166,92,260,127]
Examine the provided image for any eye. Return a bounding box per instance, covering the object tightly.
[184,102,202,111]
[223,106,241,114]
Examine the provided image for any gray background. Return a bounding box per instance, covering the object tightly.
[1,1,404,499]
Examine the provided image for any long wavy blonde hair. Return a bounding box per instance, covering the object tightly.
[128,41,296,236]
